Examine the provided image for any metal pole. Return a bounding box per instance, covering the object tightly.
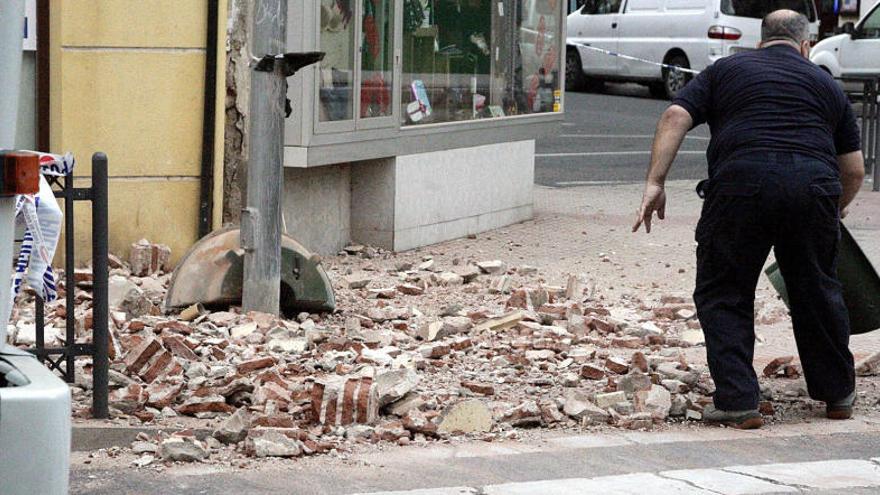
[63,172,75,382]
[243,0,287,316]
[0,0,25,148]
[35,296,44,353]
[870,79,879,192]
[0,1,25,339]
[91,152,109,419]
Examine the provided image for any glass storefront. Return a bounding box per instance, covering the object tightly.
[361,0,395,119]
[400,0,563,126]
[315,0,563,129]
[318,0,356,122]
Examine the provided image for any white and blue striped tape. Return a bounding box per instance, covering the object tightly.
[10,152,74,306]
[572,42,703,75]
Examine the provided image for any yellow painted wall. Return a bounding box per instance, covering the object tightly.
[50,0,226,266]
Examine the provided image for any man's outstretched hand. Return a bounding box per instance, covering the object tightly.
[633,183,666,233]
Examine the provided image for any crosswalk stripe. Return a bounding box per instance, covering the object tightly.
[352,489,476,495]
[354,458,880,495]
[660,468,798,495]
[726,459,880,490]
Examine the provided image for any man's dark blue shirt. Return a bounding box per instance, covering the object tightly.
[673,44,861,176]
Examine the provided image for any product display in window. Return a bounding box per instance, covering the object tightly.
[400,0,563,126]
[360,0,394,118]
[319,0,356,122]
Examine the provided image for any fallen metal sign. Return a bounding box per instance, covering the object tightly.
[165,226,336,316]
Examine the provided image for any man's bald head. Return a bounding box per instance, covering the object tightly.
[762,9,810,45]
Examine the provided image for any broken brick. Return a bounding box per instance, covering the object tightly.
[762,356,795,377]
[580,364,606,380]
[162,335,199,361]
[123,337,162,375]
[237,357,276,374]
[176,395,234,415]
[605,357,630,375]
[461,381,495,396]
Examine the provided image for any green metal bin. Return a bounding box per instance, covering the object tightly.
[764,224,880,335]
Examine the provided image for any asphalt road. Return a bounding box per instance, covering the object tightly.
[70,424,880,494]
[536,84,711,187]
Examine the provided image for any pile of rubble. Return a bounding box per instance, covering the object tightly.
[8,240,850,468]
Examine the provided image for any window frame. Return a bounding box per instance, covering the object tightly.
[313,0,401,134]
[287,0,567,166]
[856,2,880,38]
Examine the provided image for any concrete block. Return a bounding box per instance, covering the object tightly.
[283,164,351,254]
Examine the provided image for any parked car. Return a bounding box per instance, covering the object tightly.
[0,156,70,495]
[566,0,820,99]
[811,2,880,83]
[0,345,71,495]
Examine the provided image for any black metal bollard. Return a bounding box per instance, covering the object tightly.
[91,152,109,419]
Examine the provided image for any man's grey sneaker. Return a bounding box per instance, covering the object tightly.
[702,405,763,429]
[826,391,856,420]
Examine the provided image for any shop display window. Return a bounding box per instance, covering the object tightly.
[361,0,395,118]
[401,0,562,126]
[303,0,564,155]
[319,0,357,122]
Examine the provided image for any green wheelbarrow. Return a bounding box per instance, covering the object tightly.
[765,224,880,335]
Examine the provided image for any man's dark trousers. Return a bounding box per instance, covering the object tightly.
[694,151,855,411]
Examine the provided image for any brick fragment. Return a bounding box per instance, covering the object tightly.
[156,320,193,336]
[176,395,234,415]
[605,357,630,375]
[311,376,378,426]
[590,318,618,334]
[762,356,794,377]
[237,356,276,374]
[631,352,649,373]
[110,383,149,414]
[146,381,184,409]
[140,350,176,383]
[130,239,171,276]
[461,381,495,395]
[123,337,162,375]
[612,336,642,349]
[162,335,199,361]
[253,382,293,407]
[580,364,606,380]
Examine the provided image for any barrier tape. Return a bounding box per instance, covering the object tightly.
[573,42,702,75]
[10,151,73,305]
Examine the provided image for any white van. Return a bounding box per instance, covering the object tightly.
[566,0,820,99]
[811,2,880,81]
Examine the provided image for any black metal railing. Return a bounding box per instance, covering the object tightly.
[842,76,879,192]
[27,152,109,418]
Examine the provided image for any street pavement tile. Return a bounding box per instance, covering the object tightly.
[660,468,798,494]
[727,459,880,489]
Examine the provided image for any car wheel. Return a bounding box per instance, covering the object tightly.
[566,49,588,92]
[662,54,691,100]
